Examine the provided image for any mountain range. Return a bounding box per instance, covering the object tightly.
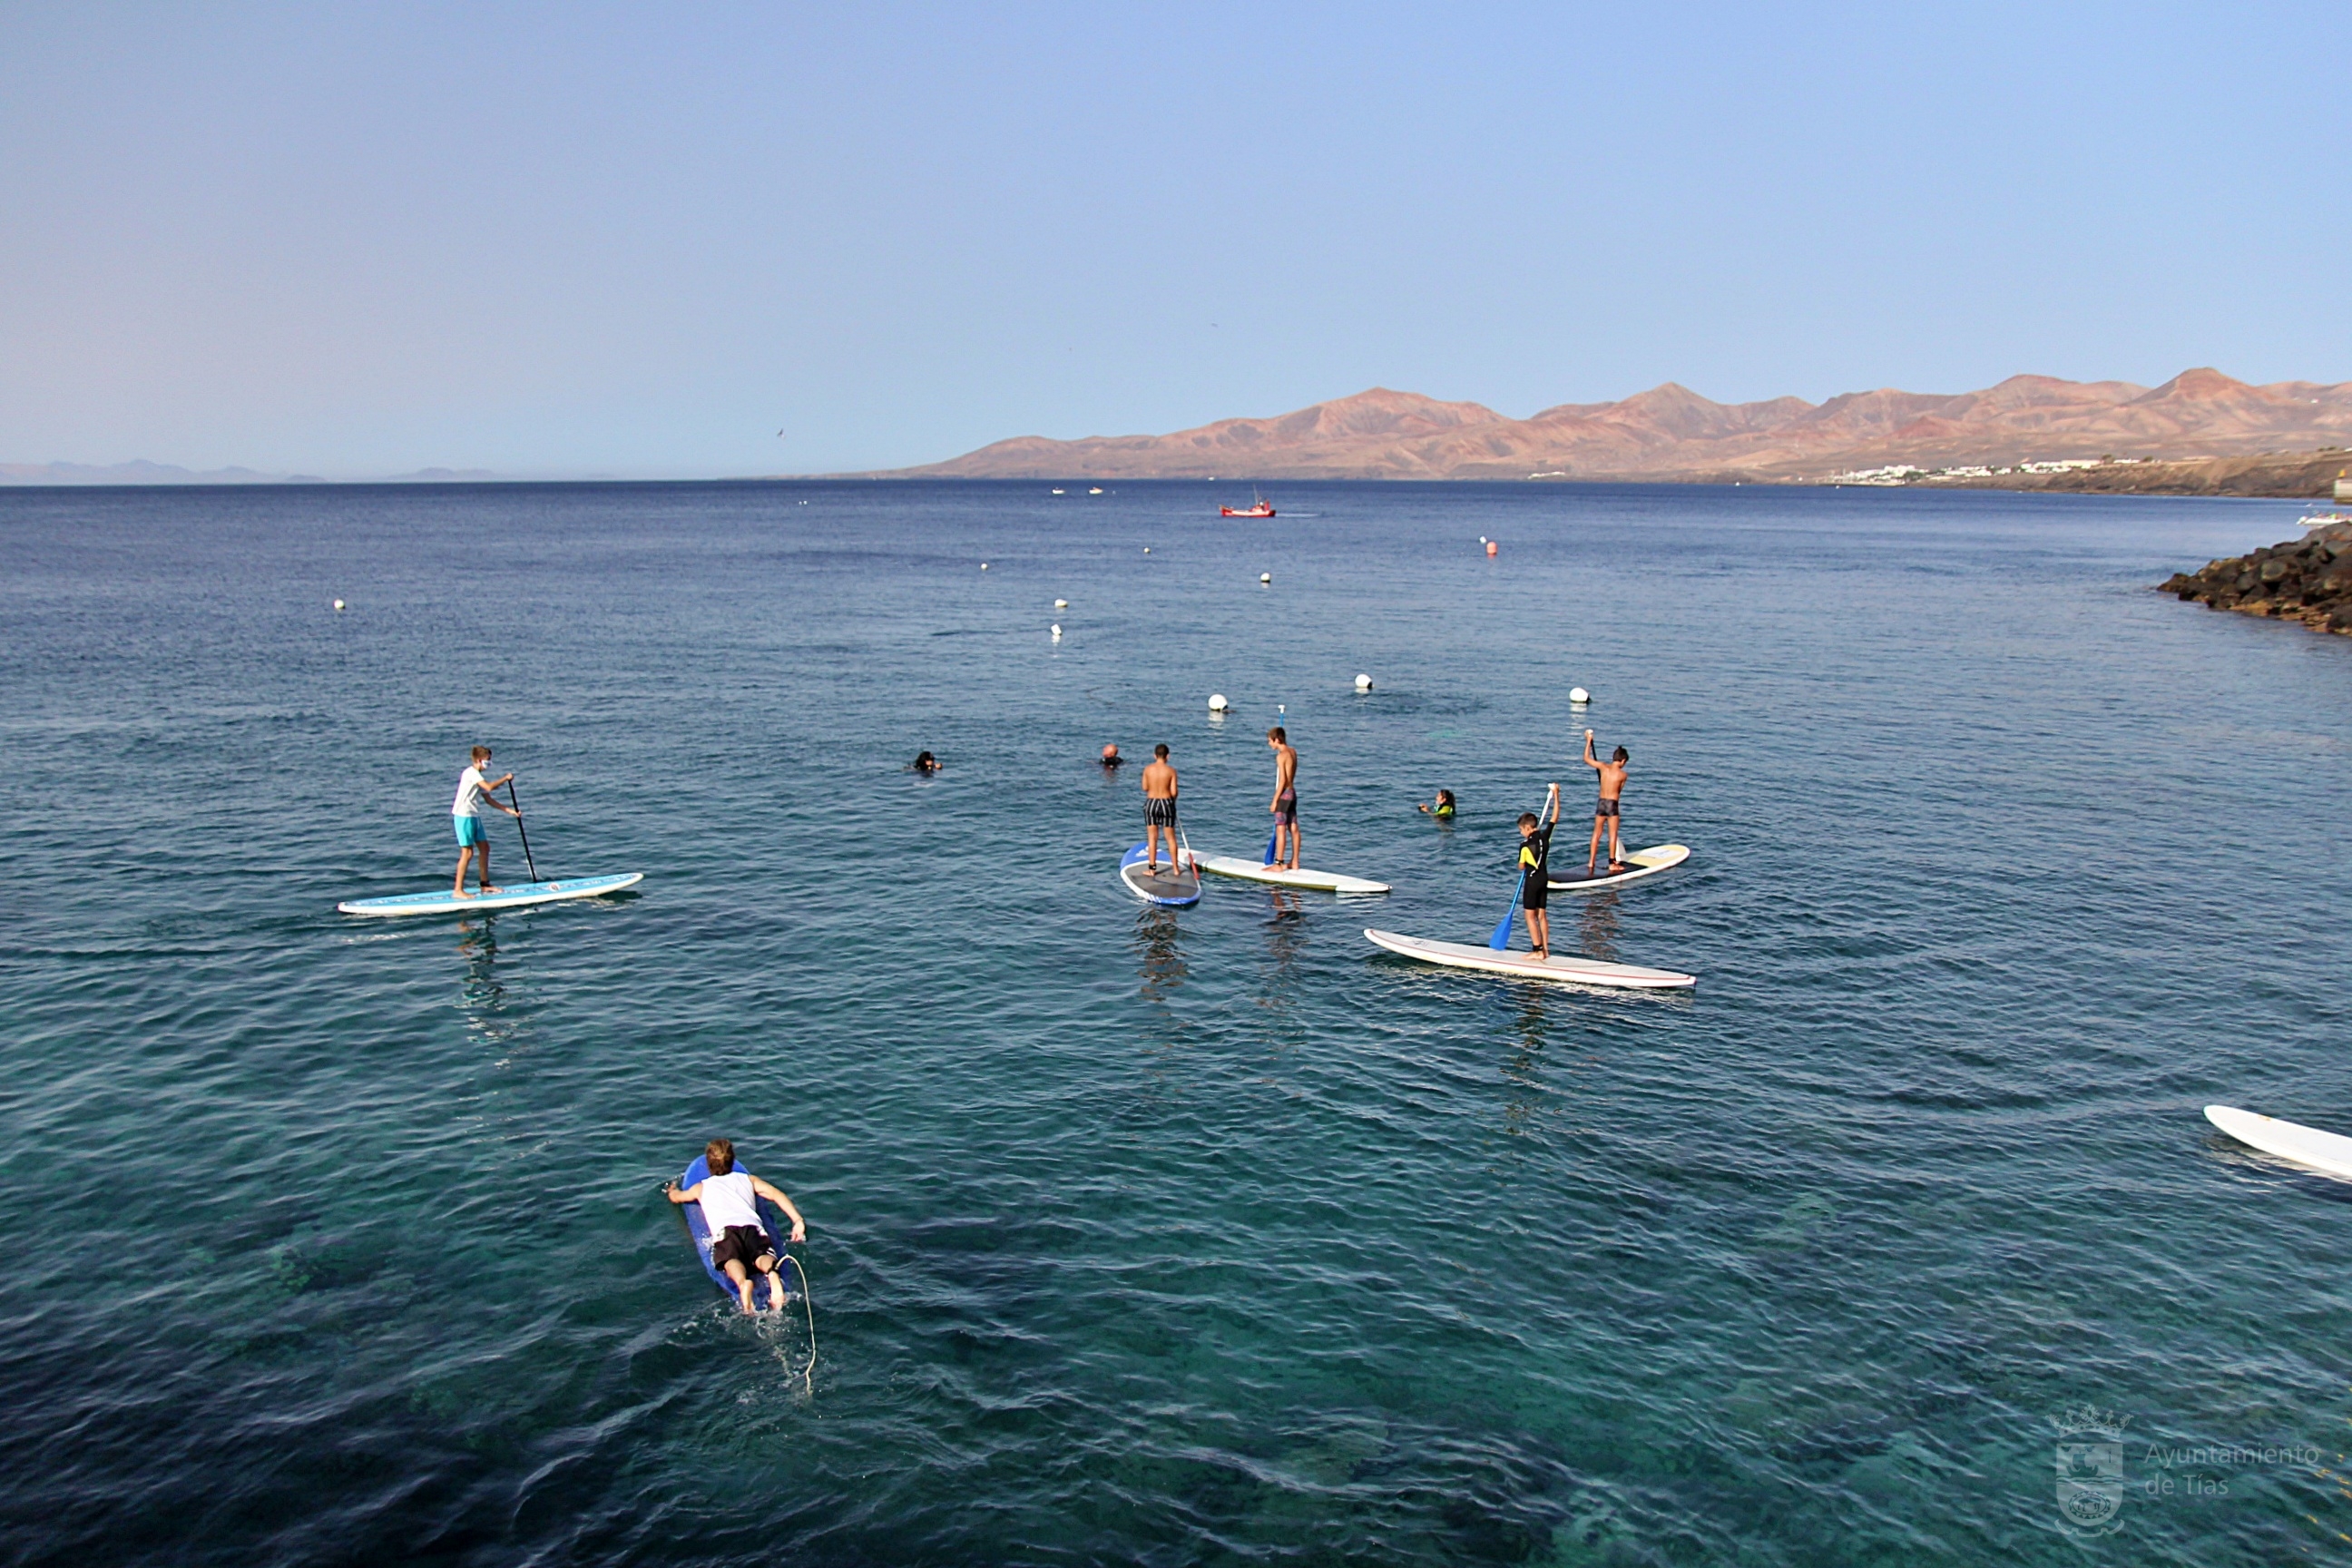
[888,368,2352,482]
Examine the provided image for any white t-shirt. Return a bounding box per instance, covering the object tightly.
[697,1171,764,1235]
[453,764,488,818]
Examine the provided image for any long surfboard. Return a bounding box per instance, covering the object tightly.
[2205,1104,2352,1181]
[1197,855,1390,895]
[337,872,643,916]
[1363,927,1695,989]
[1120,842,1201,906]
[678,1153,799,1308]
[1548,843,1690,892]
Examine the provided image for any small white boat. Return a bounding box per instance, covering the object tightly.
[2298,510,2352,529]
[1088,487,1104,495]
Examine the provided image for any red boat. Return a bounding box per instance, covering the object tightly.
[1220,490,1276,518]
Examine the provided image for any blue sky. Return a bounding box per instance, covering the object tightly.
[2,2,2345,475]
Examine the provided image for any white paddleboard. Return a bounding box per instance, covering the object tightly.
[338,873,644,917]
[1197,855,1390,895]
[1120,843,1201,906]
[2205,1104,2352,1181]
[1363,928,1694,989]
[1548,843,1690,892]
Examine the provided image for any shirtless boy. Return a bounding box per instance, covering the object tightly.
[1582,729,1630,874]
[451,745,520,897]
[1266,726,1301,871]
[1142,743,1182,872]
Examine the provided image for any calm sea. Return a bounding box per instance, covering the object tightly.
[3,479,2347,1565]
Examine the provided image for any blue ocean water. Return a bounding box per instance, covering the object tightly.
[3,478,2349,1564]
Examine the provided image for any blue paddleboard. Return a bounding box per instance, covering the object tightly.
[679,1154,799,1307]
[1120,842,1201,906]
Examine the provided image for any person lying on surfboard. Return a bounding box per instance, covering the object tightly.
[666,1138,807,1316]
[1582,730,1630,875]
[451,745,519,898]
[1518,784,1561,959]
[1267,726,1301,871]
[1142,743,1182,873]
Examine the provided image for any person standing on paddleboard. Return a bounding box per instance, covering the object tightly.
[1142,744,1182,873]
[666,1138,807,1316]
[1582,730,1630,875]
[1267,726,1302,871]
[451,745,519,899]
[1518,784,1561,958]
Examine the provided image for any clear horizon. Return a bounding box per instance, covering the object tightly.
[4,2,2346,478]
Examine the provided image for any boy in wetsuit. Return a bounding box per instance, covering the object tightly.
[1517,783,1561,958]
[1582,730,1629,874]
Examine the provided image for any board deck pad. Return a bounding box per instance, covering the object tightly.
[1547,844,1690,892]
[1120,842,1201,906]
[2205,1105,2352,1181]
[679,1153,799,1308]
[1363,927,1695,989]
[1197,855,1390,895]
[337,872,643,916]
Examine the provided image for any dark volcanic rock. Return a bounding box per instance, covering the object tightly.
[2159,523,2352,637]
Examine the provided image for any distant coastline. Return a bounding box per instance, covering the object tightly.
[872,368,2352,496]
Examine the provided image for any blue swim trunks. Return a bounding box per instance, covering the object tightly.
[454,814,487,847]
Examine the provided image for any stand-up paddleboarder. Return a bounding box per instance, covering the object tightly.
[1518,783,1562,958]
[452,745,519,898]
[1267,726,1301,870]
[1583,730,1630,875]
[1142,744,1182,873]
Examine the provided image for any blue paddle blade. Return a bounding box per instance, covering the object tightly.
[1489,907,1516,950]
[1263,827,1279,865]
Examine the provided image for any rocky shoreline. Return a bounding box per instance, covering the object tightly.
[2160,523,2352,635]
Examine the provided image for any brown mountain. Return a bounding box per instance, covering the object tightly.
[887,368,2352,481]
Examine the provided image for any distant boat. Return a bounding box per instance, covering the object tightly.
[1051,487,1064,495]
[2298,509,2352,529]
[1220,488,1276,518]
[1088,486,1104,495]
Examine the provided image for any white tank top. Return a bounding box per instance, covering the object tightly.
[697,1171,762,1234]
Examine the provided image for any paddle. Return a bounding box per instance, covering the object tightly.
[506,779,542,883]
[1263,826,1280,866]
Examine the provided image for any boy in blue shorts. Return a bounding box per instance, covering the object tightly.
[452,744,519,897]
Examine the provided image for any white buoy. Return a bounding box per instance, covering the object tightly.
[1051,623,1063,641]
[1142,547,1151,554]
[1054,599,1068,608]
[1570,687,1591,704]
[332,599,345,612]
[1478,536,1487,544]
[980,563,989,570]
[1259,572,1272,584]
[1355,673,1373,691]
[1209,693,1230,712]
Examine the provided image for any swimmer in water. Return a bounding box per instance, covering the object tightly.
[1416,789,1457,819]
[911,751,941,774]
[1100,744,1125,769]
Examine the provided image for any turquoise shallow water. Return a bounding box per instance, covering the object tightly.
[5,479,2352,1564]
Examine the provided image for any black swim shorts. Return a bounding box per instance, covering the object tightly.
[1145,797,1178,827]
[1593,799,1620,818]
[1522,879,1548,912]
[711,1224,777,1273]
[1275,789,1298,825]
